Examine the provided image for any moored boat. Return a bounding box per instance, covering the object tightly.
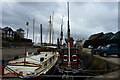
[57,2,84,75]
[57,38,84,75]
[4,46,59,78]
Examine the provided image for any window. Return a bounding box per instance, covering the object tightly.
[7,31,9,34]
[40,57,44,62]
[10,31,12,35]
[50,58,52,62]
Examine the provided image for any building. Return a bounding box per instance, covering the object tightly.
[98,32,114,40]
[83,31,120,48]
[2,27,14,39]
[89,32,104,40]
[16,28,24,38]
[110,31,120,40]
[1,27,32,47]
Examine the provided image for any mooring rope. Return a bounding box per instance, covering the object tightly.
[1,63,25,78]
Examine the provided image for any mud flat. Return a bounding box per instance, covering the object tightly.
[2,47,37,63]
[80,48,120,79]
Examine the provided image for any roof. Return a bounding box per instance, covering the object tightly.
[89,32,104,40]
[3,27,13,31]
[98,32,114,40]
[17,28,24,31]
[110,31,120,40]
[9,52,53,64]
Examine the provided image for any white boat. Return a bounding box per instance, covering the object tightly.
[4,47,59,78]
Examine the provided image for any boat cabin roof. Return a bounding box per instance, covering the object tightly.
[9,52,54,65]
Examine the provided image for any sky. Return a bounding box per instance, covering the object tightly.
[1,1,119,43]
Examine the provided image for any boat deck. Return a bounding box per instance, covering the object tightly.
[9,52,54,64]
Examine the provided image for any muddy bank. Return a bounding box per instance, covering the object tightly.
[2,47,37,64]
[79,49,119,78]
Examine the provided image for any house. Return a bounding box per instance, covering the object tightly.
[16,28,24,38]
[2,27,14,39]
[89,32,104,40]
[83,31,120,48]
[110,31,120,40]
[98,32,114,40]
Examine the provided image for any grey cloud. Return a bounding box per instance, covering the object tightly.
[69,2,118,35]
[1,2,118,43]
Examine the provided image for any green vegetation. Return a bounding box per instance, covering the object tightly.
[79,49,119,75]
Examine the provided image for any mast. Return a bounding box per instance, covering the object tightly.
[24,21,29,65]
[40,24,42,45]
[26,22,29,39]
[52,28,54,44]
[67,2,70,41]
[60,16,64,44]
[49,15,52,44]
[52,11,54,44]
[67,2,71,68]
[49,11,54,45]
[33,19,35,43]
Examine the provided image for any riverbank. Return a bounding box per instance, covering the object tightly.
[80,48,120,79]
[2,47,37,63]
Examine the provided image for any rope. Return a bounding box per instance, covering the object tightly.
[1,63,25,78]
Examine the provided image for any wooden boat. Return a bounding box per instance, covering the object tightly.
[57,38,84,75]
[4,46,59,78]
[57,2,84,75]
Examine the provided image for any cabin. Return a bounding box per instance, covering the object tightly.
[60,48,80,69]
[59,37,81,69]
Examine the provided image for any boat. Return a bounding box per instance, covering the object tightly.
[57,38,84,75]
[57,2,84,75]
[3,46,59,78]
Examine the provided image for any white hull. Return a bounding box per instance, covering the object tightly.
[4,51,59,78]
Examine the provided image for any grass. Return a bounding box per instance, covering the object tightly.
[79,48,119,75]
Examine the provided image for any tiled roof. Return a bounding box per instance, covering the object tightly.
[89,32,104,40]
[110,31,120,40]
[3,27,13,31]
[98,32,114,40]
[17,28,24,31]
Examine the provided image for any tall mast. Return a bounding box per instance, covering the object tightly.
[67,2,70,42]
[49,11,54,44]
[60,16,64,44]
[33,19,35,43]
[52,28,54,44]
[49,16,52,44]
[52,11,54,44]
[40,24,42,45]
[67,2,71,68]
[26,22,29,39]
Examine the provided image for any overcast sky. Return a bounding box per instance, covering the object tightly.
[1,1,118,43]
